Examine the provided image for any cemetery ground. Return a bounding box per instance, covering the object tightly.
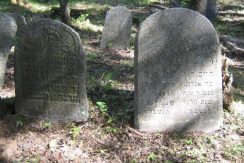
[0,0,244,162]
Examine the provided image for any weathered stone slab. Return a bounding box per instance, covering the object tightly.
[0,13,17,90]
[15,18,88,122]
[100,6,132,49]
[135,8,223,132]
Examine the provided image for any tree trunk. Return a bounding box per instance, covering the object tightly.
[190,0,217,22]
[59,0,71,25]
[170,0,181,7]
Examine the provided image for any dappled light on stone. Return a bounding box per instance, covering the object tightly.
[135,8,223,132]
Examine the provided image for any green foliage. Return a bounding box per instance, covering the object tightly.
[70,124,81,139]
[96,101,108,113]
[104,126,118,134]
[41,121,52,129]
[129,159,138,163]
[86,53,97,61]
[223,143,244,159]
[180,0,191,7]
[147,152,157,161]
[100,72,117,90]
[103,72,113,81]
[77,13,89,22]
[183,138,193,145]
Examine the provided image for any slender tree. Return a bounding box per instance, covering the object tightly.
[189,0,217,22]
[59,0,71,25]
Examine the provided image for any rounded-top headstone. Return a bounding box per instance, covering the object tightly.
[0,13,17,91]
[100,6,132,49]
[135,8,222,133]
[15,18,88,122]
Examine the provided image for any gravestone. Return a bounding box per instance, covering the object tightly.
[100,6,132,49]
[7,13,27,31]
[15,18,88,122]
[0,13,17,91]
[135,8,223,132]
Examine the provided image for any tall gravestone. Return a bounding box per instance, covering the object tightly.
[0,13,17,91]
[100,6,132,49]
[15,18,88,122]
[135,8,223,132]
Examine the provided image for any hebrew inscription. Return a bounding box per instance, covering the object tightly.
[15,19,88,122]
[135,9,223,132]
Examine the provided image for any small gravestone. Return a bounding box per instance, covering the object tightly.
[100,6,132,49]
[135,8,222,132]
[15,18,88,122]
[0,13,17,90]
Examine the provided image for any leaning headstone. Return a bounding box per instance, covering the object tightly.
[135,8,223,132]
[15,18,89,122]
[7,13,27,31]
[100,6,132,49]
[0,13,17,91]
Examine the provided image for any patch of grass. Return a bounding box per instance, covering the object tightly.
[70,123,81,139]
[119,60,134,68]
[104,126,118,134]
[99,72,120,90]
[41,121,52,129]
[184,147,207,162]
[96,101,108,113]
[183,138,193,145]
[214,17,244,38]
[223,143,244,160]
[72,16,103,32]
[86,53,97,61]
[147,152,157,161]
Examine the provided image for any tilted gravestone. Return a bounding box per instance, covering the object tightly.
[100,6,132,49]
[0,13,17,91]
[15,18,88,122]
[135,8,223,132]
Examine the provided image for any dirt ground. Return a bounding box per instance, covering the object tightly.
[0,1,244,162]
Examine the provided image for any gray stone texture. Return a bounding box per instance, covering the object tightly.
[0,13,17,90]
[15,18,88,122]
[7,13,27,31]
[100,6,132,49]
[135,8,223,132]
